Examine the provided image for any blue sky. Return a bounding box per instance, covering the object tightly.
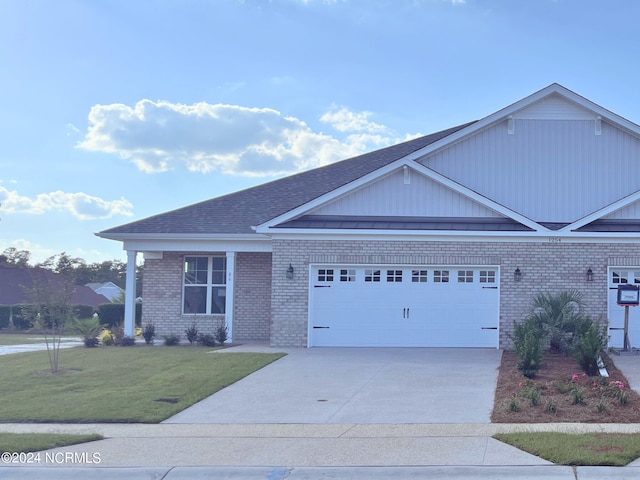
[2,0,640,264]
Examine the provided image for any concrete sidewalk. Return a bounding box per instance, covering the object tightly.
[2,423,640,478]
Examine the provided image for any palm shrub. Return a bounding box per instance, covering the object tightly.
[72,317,104,348]
[573,320,604,376]
[530,290,590,354]
[511,315,544,378]
[215,321,228,345]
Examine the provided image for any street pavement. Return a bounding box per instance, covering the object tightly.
[1,345,640,479]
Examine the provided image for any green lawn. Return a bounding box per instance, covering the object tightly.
[0,433,103,454]
[0,347,285,423]
[494,432,640,466]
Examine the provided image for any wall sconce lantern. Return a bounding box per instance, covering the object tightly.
[514,267,522,282]
[286,264,294,280]
[586,267,594,282]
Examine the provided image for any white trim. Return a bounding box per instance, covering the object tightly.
[124,250,137,337]
[225,252,235,343]
[115,237,272,253]
[267,230,640,243]
[560,189,640,232]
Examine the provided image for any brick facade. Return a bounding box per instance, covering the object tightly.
[141,251,272,342]
[270,238,640,348]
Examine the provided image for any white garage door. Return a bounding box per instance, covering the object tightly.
[309,266,500,347]
[608,268,640,349]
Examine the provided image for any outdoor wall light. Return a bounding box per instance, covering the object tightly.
[586,267,594,282]
[286,264,294,280]
[514,267,522,282]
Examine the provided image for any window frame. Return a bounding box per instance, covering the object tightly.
[183,255,227,315]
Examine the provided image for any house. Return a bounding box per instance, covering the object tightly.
[85,282,124,303]
[0,268,110,309]
[98,83,640,349]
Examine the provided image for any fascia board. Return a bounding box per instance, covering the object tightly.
[267,230,640,243]
[560,189,640,232]
[254,159,409,233]
[407,162,547,232]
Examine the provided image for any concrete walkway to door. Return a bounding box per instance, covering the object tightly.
[164,347,502,424]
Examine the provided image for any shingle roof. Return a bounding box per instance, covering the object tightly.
[99,122,475,236]
[0,268,110,308]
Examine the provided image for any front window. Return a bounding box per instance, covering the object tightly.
[183,256,226,314]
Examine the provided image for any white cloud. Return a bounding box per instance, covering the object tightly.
[78,100,410,177]
[0,187,133,220]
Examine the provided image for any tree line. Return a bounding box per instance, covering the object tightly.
[0,247,142,295]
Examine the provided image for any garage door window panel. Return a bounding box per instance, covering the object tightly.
[365,269,381,282]
[434,270,449,283]
[412,270,428,283]
[387,270,403,282]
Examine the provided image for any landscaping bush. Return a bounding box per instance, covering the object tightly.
[573,320,605,376]
[0,305,11,329]
[164,334,181,346]
[215,321,228,345]
[119,336,136,347]
[185,322,199,345]
[71,317,104,348]
[141,322,156,345]
[531,291,591,354]
[511,316,544,378]
[198,333,217,347]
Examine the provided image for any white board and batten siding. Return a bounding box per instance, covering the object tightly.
[308,265,500,348]
[419,98,640,225]
[310,168,501,218]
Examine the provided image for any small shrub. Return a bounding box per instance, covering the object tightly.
[0,305,11,329]
[573,321,604,376]
[507,395,520,412]
[141,323,156,345]
[120,336,135,347]
[595,397,609,413]
[523,385,542,407]
[215,321,228,345]
[511,316,544,378]
[198,333,217,347]
[555,381,573,394]
[618,390,629,406]
[164,334,181,346]
[185,322,199,345]
[570,386,586,405]
[544,400,557,415]
[100,329,115,346]
[72,317,104,348]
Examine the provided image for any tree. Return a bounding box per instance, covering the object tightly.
[23,269,75,373]
[0,247,31,268]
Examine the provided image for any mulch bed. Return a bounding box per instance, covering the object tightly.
[492,351,640,423]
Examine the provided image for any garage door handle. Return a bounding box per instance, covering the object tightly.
[313,326,330,329]
[481,327,498,330]
[609,327,624,330]
[482,286,498,289]
[314,285,331,288]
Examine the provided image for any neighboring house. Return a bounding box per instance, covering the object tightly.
[0,268,110,309]
[85,282,124,303]
[99,84,640,349]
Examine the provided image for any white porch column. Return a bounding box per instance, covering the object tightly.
[225,251,235,343]
[124,250,137,337]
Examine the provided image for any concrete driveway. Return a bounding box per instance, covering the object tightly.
[164,347,502,424]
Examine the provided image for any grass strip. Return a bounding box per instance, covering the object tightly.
[0,433,103,453]
[494,432,640,466]
[0,347,285,423]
